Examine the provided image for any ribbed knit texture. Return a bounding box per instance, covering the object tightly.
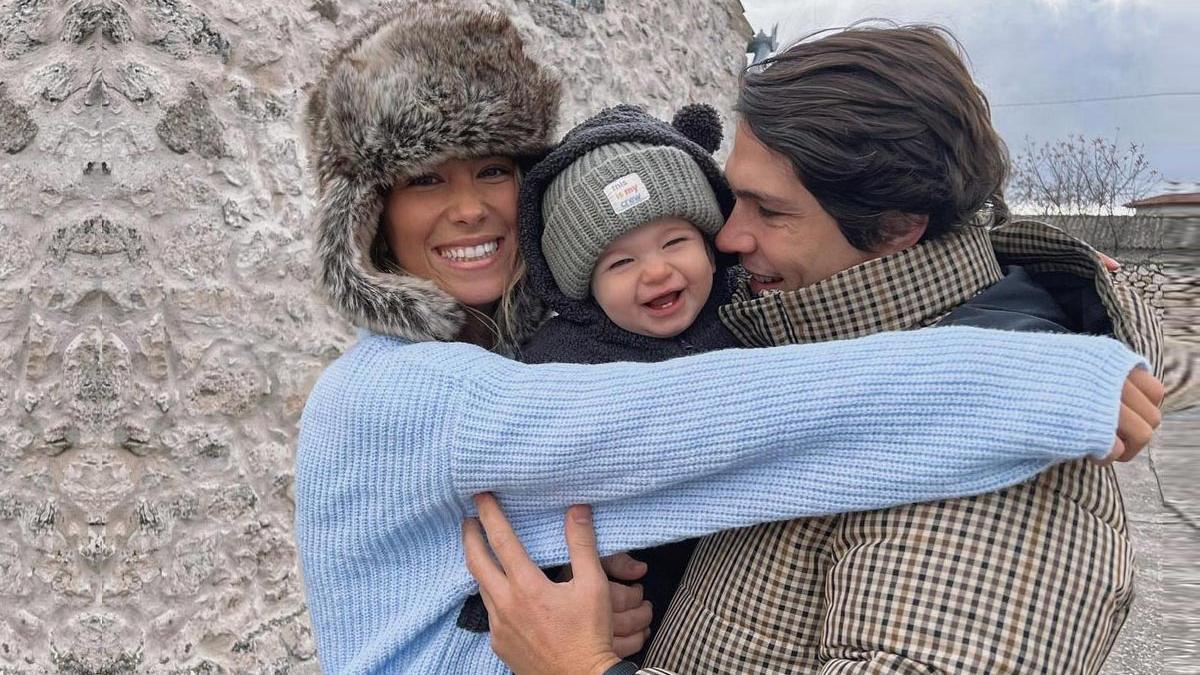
[541,142,724,299]
[295,326,1144,674]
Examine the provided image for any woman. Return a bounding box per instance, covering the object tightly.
[295,6,1156,674]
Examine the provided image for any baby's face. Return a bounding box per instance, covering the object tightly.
[590,217,715,339]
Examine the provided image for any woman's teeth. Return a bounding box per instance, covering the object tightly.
[439,239,499,261]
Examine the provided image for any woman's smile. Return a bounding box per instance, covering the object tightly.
[435,236,506,269]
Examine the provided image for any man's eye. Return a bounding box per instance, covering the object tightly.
[757,204,782,218]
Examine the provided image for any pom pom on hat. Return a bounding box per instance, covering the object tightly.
[671,104,723,153]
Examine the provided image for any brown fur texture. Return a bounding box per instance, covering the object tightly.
[304,2,560,343]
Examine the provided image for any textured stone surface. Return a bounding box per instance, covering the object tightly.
[0,0,751,670]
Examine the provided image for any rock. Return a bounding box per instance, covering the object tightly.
[61,1,133,44]
[0,0,49,59]
[0,222,33,279]
[0,84,37,153]
[185,351,268,417]
[48,613,142,675]
[146,0,231,62]
[160,218,229,279]
[63,328,132,431]
[115,62,162,102]
[49,215,144,263]
[156,83,227,158]
[30,62,77,102]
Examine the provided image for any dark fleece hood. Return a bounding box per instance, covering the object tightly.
[304,2,559,345]
[517,104,740,362]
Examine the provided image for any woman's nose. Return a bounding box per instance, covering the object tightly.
[447,188,487,226]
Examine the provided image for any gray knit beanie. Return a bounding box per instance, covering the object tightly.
[541,141,724,300]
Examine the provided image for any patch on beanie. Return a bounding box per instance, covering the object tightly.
[603,173,651,215]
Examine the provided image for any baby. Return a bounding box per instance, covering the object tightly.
[520,103,739,364]
[518,104,741,658]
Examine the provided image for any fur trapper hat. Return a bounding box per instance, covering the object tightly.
[304,2,560,344]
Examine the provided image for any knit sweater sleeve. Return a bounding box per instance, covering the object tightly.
[295,325,1143,673]
[434,325,1143,561]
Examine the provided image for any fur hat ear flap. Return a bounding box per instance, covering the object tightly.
[314,175,465,342]
[671,104,724,153]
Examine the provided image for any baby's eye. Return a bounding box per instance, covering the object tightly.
[608,258,634,270]
[407,173,441,187]
[664,237,690,248]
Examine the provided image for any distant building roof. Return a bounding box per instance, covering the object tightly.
[1126,192,1200,208]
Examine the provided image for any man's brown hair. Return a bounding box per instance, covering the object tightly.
[736,24,1009,250]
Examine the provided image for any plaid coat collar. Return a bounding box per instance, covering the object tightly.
[719,225,1003,347]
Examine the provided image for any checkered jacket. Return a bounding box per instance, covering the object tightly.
[636,220,1182,675]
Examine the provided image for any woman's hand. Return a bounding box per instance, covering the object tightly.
[1101,367,1164,464]
[463,494,634,675]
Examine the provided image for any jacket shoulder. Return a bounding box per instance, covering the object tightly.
[991,219,1164,377]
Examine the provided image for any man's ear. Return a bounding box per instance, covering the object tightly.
[877,212,929,255]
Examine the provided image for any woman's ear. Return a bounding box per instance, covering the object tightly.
[877,212,929,256]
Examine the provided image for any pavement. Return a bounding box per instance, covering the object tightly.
[1103,405,1200,674]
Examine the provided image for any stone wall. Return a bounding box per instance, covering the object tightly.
[1033,215,1200,344]
[1111,255,1200,345]
[0,1,750,671]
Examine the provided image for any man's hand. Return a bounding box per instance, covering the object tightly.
[557,552,653,658]
[1101,367,1165,464]
[463,494,630,675]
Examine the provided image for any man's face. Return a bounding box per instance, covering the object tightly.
[717,123,876,294]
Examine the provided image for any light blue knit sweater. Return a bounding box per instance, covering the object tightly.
[295,326,1143,674]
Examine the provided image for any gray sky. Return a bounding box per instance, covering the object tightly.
[739,0,1199,190]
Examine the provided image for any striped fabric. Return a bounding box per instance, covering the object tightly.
[641,219,1167,675]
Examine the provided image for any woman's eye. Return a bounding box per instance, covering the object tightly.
[757,204,782,218]
[407,174,440,187]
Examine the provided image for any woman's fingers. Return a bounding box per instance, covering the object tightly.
[1115,402,1157,461]
[463,516,506,604]
[612,599,653,638]
[564,505,607,589]
[1127,367,1165,409]
[1098,438,1125,466]
[1095,368,1165,465]
[473,493,544,584]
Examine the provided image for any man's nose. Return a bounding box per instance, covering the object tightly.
[716,207,755,254]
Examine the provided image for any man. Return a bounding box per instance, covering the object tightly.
[468,25,1188,674]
